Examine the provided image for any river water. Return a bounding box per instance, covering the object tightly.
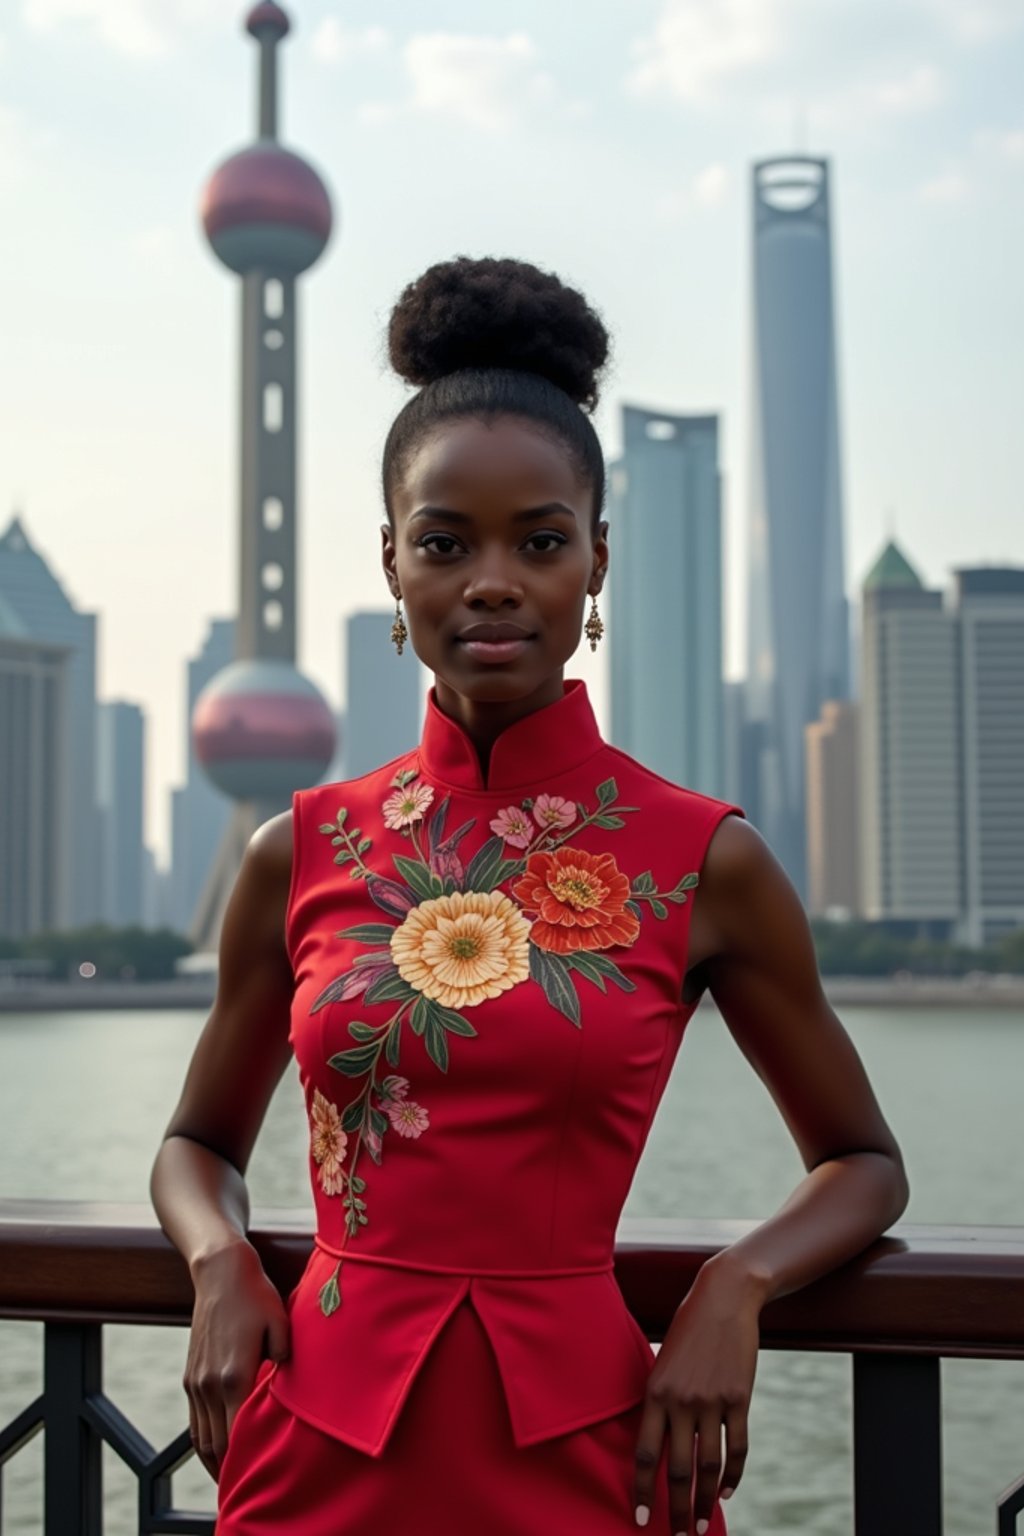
[1,1003,1022,1535]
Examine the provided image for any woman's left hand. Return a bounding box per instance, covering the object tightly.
[631,1256,763,1534]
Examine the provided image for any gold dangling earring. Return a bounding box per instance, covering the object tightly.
[584,594,604,652]
[390,597,408,655]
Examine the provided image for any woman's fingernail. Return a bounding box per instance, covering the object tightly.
[697,1522,710,1534]
[721,1487,734,1499]
[635,1506,649,1527]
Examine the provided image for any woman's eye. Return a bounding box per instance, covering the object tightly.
[525,532,567,553]
[419,534,460,556]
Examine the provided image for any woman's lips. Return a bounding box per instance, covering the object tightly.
[457,635,533,663]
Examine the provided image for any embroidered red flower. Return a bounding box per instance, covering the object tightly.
[511,846,640,955]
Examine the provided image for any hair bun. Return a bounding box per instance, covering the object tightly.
[387,255,610,411]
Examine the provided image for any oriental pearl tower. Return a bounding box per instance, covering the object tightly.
[190,2,337,952]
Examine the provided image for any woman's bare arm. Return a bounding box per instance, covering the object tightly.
[150,808,295,1478]
[632,814,909,1535]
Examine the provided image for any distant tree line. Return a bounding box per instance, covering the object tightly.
[809,919,1024,978]
[0,925,193,982]
[1,920,1022,984]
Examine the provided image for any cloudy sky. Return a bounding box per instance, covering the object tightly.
[3,0,1023,859]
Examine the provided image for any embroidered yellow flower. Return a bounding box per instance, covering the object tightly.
[310,1088,348,1195]
[390,889,531,1010]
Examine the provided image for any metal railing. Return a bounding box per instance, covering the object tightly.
[2,1200,1024,1534]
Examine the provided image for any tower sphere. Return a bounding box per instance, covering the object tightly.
[193,658,337,803]
[246,2,289,40]
[201,143,334,275]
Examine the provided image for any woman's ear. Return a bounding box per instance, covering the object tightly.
[591,519,610,594]
[380,523,401,599]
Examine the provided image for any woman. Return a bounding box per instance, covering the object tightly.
[151,255,908,1536]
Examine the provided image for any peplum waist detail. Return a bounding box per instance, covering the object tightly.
[268,1241,655,1457]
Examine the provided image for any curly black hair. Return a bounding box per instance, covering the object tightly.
[381,255,612,527]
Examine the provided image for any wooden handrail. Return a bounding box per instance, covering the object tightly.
[3,1200,1024,1358]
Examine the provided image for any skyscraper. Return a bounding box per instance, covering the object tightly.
[97,701,146,928]
[169,618,235,933]
[746,156,849,894]
[0,513,100,928]
[804,699,860,918]
[0,596,70,937]
[859,541,960,933]
[608,406,724,795]
[952,567,1024,945]
[343,612,423,779]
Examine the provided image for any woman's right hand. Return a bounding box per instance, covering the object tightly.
[183,1238,291,1481]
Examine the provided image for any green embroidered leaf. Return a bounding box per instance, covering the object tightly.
[319,1273,341,1316]
[424,999,478,1037]
[529,944,581,1027]
[370,1107,389,1135]
[650,899,669,920]
[358,838,372,854]
[625,900,643,920]
[319,823,336,835]
[335,923,398,945]
[333,851,351,865]
[424,1016,450,1071]
[410,995,429,1036]
[327,1041,381,1076]
[341,1100,363,1132]
[566,950,637,993]
[330,835,345,846]
[593,814,626,830]
[385,1022,402,1066]
[596,777,618,806]
[673,872,699,893]
[357,1211,369,1225]
[392,854,443,901]
[348,1021,379,1041]
[393,767,419,788]
[631,870,656,894]
[464,835,507,892]
[335,807,348,826]
[363,970,417,1006]
[350,1175,366,1192]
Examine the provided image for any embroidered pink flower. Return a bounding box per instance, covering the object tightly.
[385,1098,429,1138]
[382,782,434,829]
[309,1089,348,1195]
[532,794,576,833]
[490,805,533,848]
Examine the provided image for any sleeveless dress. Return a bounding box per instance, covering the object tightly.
[216,679,743,1535]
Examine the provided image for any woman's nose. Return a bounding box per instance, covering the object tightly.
[463,553,524,606]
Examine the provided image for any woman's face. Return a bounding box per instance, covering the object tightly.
[382,415,609,709]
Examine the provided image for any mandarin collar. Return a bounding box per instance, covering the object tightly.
[418,679,605,793]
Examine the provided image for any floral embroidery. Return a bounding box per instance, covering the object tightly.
[310,1089,349,1196]
[531,794,576,832]
[309,765,699,1315]
[390,890,532,1009]
[511,847,640,955]
[489,805,533,848]
[382,780,434,830]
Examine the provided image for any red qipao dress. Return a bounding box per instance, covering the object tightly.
[216,679,743,1535]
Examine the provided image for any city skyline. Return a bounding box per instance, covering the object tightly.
[3,0,1023,859]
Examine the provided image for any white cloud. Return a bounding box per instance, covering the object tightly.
[627,0,779,104]
[311,19,389,67]
[923,0,1024,43]
[363,32,565,134]
[918,167,969,203]
[976,125,1024,161]
[693,161,731,204]
[873,62,945,113]
[23,0,224,56]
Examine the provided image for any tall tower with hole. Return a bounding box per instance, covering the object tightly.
[190,2,337,951]
[745,155,849,899]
